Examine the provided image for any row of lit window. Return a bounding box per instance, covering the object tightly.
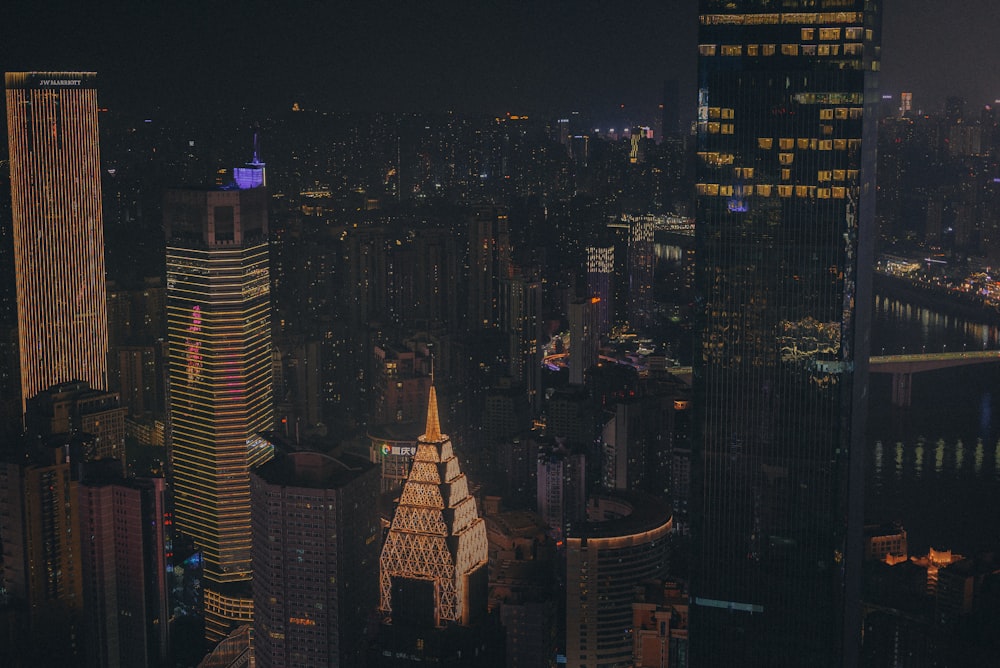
[697,183,852,199]
[696,183,847,199]
[762,138,861,152]
[701,43,864,57]
[700,12,864,27]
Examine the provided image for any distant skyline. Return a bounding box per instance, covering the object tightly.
[0,1,997,121]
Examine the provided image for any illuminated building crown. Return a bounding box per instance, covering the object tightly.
[378,383,488,626]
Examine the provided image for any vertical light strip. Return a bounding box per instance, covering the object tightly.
[6,72,108,410]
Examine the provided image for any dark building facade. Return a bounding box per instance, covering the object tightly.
[78,466,169,668]
[692,2,880,665]
[250,449,380,668]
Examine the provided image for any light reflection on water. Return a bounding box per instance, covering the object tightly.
[869,294,1000,553]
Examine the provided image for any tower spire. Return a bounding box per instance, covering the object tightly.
[423,363,442,441]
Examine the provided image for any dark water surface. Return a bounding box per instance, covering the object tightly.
[868,295,1000,554]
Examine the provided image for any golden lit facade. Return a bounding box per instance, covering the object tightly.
[379,384,488,626]
[165,185,273,641]
[692,2,880,665]
[5,72,107,409]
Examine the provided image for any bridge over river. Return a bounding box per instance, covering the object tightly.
[664,350,1000,407]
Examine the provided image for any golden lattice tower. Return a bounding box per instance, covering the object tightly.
[379,383,488,626]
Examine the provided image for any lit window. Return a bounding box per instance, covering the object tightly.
[820,28,841,40]
[747,44,759,56]
[845,27,864,40]
[797,138,811,149]
[819,140,833,150]
[833,169,846,181]
[818,188,831,199]
[801,28,816,40]
[709,107,721,118]
[757,184,773,197]
[762,44,776,56]
[818,170,832,182]
[832,187,847,198]
[835,139,848,150]
[721,45,742,56]
[847,169,859,181]
[758,137,774,149]
[795,185,810,197]
[781,168,791,180]
[820,108,834,120]
[719,185,733,196]
[782,44,799,56]
[722,108,735,119]
[802,45,817,56]
[850,107,863,119]
[708,122,721,134]
[779,153,794,165]
[722,123,734,134]
[778,185,793,197]
[699,44,717,56]
[779,138,794,149]
[835,108,849,120]
[818,45,831,56]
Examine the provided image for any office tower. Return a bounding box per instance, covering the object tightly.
[0,440,84,663]
[498,267,542,408]
[467,204,511,330]
[251,448,380,668]
[625,214,655,332]
[5,72,108,410]
[25,380,126,464]
[536,444,586,540]
[693,3,880,665]
[565,495,672,667]
[372,341,431,424]
[165,178,274,641]
[586,245,614,334]
[78,465,169,668]
[568,298,599,385]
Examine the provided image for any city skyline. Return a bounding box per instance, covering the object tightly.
[0,1,996,120]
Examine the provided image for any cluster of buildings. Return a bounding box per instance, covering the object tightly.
[7,2,998,666]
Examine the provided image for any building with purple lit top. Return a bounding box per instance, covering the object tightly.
[164,150,274,642]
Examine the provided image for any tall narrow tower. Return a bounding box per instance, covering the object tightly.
[5,72,108,410]
[165,175,274,641]
[692,3,880,665]
[379,382,489,628]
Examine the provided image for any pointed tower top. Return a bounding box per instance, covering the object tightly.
[423,381,443,442]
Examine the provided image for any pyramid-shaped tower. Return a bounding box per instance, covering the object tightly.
[379,383,488,626]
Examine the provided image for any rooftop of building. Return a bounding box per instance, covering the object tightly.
[253,448,375,490]
[568,493,672,541]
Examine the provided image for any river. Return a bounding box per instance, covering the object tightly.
[868,295,1000,554]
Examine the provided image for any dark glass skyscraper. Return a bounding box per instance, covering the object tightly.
[692,2,881,665]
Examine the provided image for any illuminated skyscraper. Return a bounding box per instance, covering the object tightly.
[5,72,107,410]
[379,382,489,627]
[692,3,880,665]
[165,178,274,641]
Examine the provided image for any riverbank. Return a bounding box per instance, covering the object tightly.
[873,272,1000,325]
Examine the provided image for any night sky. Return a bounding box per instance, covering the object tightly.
[0,1,998,121]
